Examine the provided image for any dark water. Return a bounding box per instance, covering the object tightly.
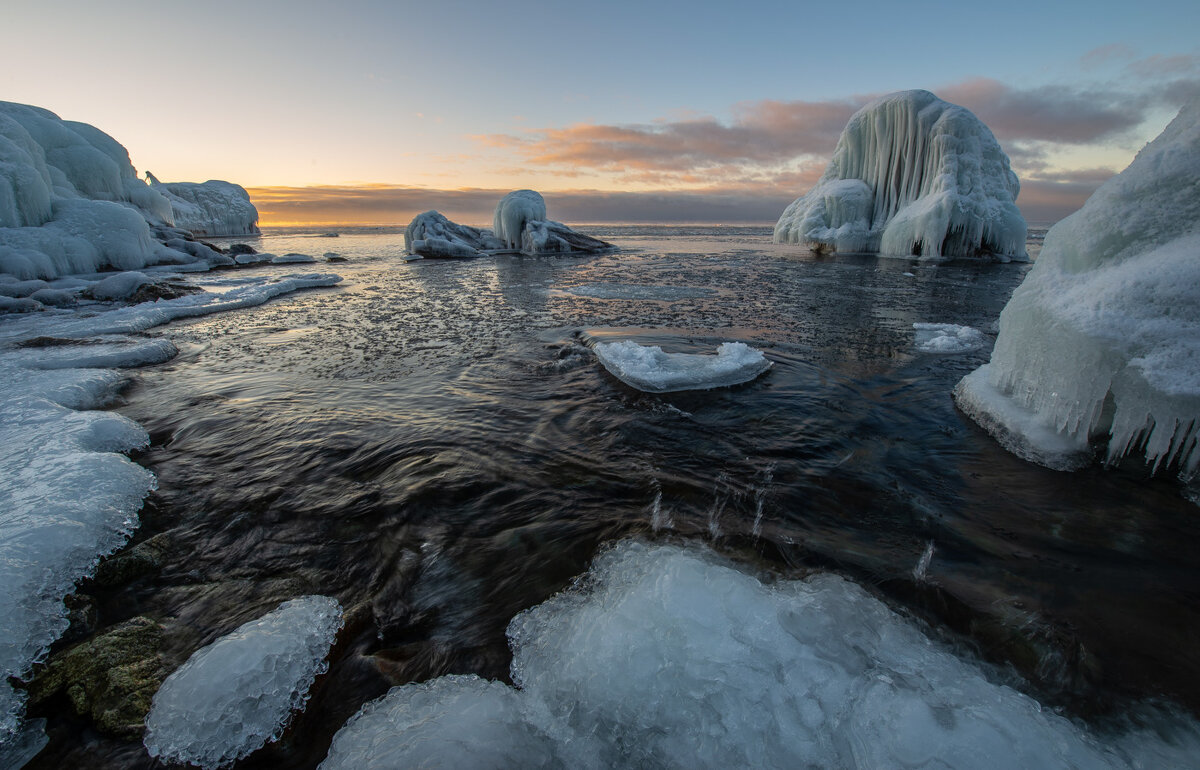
[26,226,1200,768]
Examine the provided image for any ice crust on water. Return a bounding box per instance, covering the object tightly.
[774,90,1027,260]
[565,283,717,300]
[954,97,1200,477]
[0,355,155,742]
[0,272,340,747]
[145,173,260,237]
[144,596,343,769]
[593,340,772,392]
[320,541,1200,769]
[913,322,987,354]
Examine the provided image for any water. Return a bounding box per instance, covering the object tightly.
[23,225,1200,768]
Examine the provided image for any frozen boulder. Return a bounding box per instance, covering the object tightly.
[404,210,503,258]
[84,271,152,301]
[774,90,1027,260]
[953,97,1200,478]
[146,174,260,237]
[521,219,614,256]
[493,189,548,249]
[144,595,343,769]
[593,340,772,392]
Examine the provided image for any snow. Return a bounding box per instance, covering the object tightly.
[319,541,1200,770]
[593,340,772,392]
[404,210,503,258]
[493,189,547,249]
[146,174,260,237]
[144,596,343,769]
[954,97,1200,478]
[913,323,987,354]
[774,90,1027,260]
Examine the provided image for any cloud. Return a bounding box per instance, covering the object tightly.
[1080,43,1135,68]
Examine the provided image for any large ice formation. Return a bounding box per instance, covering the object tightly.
[954,98,1200,478]
[774,90,1027,260]
[493,189,547,249]
[405,191,613,258]
[0,101,263,279]
[593,340,772,392]
[146,173,260,237]
[319,541,1199,769]
[404,210,504,258]
[144,596,343,769]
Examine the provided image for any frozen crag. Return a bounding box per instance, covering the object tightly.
[593,340,772,392]
[954,98,1200,478]
[146,173,260,237]
[404,210,504,258]
[493,189,547,248]
[144,596,343,769]
[319,541,1200,769]
[405,191,613,258]
[774,90,1027,260]
[913,323,987,354]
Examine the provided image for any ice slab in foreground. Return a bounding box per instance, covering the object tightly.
[913,323,986,354]
[774,90,1027,261]
[145,596,343,769]
[0,272,341,747]
[593,340,772,392]
[320,541,1200,769]
[146,173,260,237]
[954,97,1200,478]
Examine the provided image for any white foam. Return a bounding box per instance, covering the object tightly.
[145,596,343,769]
[593,340,772,393]
[320,541,1200,769]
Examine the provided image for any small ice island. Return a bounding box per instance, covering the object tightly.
[594,340,772,393]
[405,190,614,258]
[774,90,1027,261]
[954,97,1200,480]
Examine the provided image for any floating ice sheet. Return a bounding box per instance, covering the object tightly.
[913,323,986,354]
[319,541,1200,769]
[145,596,343,769]
[593,340,772,393]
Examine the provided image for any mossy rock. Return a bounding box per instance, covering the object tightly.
[93,533,170,588]
[27,616,171,738]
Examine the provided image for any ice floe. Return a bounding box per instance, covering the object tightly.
[319,541,1200,769]
[774,90,1027,261]
[954,96,1200,477]
[144,596,343,769]
[593,340,772,392]
[913,323,987,354]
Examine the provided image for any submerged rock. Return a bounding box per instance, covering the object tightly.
[25,616,169,738]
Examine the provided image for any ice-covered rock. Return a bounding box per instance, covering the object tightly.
[913,323,987,354]
[85,271,152,300]
[271,252,317,264]
[954,98,1200,478]
[146,174,260,237]
[319,541,1200,769]
[404,210,503,258]
[521,219,615,256]
[494,189,548,249]
[144,595,343,769]
[774,90,1027,260]
[593,340,772,392]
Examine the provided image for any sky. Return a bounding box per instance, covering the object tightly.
[3,0,1198,226]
